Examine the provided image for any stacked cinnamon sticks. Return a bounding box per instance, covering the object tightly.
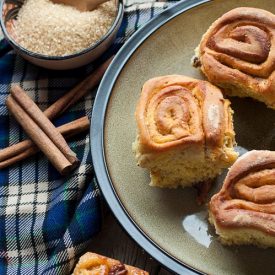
[0,57,112,174]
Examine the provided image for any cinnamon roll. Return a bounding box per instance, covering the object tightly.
[209,150,275,248]
[73,252,148,275]
[133,75,238,188]
[193,7,275,109]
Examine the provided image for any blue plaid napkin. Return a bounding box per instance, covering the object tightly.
[0,1,177,274]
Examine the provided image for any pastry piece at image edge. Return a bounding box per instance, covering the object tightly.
[73,252,149,275]
[133,75,238,188]
[193,7,275,109]
[209,150,275,248]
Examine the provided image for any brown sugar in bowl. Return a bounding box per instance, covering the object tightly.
[0,0,123,70]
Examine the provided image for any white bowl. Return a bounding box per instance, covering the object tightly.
[0,0,123,70]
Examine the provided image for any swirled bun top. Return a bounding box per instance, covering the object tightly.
[135,75,232,152]
[210,150,275,237]
[73,252,148,275]
[195,7,275,109]
[133,75,238,188]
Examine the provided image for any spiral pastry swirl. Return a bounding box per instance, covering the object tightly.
[195,7,275,109]
[136,75,232,152]
[134,75,238,188]
[73,252,148,275]
[209,150,275,247]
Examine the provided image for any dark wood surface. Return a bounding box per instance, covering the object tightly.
[88,201,174,275]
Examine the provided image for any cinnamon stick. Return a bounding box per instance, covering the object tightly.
[6,95,78,175]
[11,85,78,164]
[44,56,113,120]
[0,57,112,165]
[58,116,90,138]
[0,148,39,170]
[0,116,90,169]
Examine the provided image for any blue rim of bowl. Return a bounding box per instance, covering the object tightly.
[0,0,124,60]
[91,0,210,274]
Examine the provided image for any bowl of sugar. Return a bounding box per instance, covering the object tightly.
[0,0,123,70]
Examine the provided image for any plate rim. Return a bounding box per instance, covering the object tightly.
[91,0,210,274]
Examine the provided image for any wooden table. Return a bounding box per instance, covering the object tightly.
[88,201,173,275]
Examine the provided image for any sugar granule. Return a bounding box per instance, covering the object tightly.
[13,0,117,56]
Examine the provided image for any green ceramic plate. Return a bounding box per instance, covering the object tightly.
[91,0,275,274]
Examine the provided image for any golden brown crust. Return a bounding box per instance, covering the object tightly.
[210,150,275,237]
[73,252,149,275]
[196,7,275,109]
[135,75,232,153]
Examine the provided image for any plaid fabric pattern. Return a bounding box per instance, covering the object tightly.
[0,0,178,274]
